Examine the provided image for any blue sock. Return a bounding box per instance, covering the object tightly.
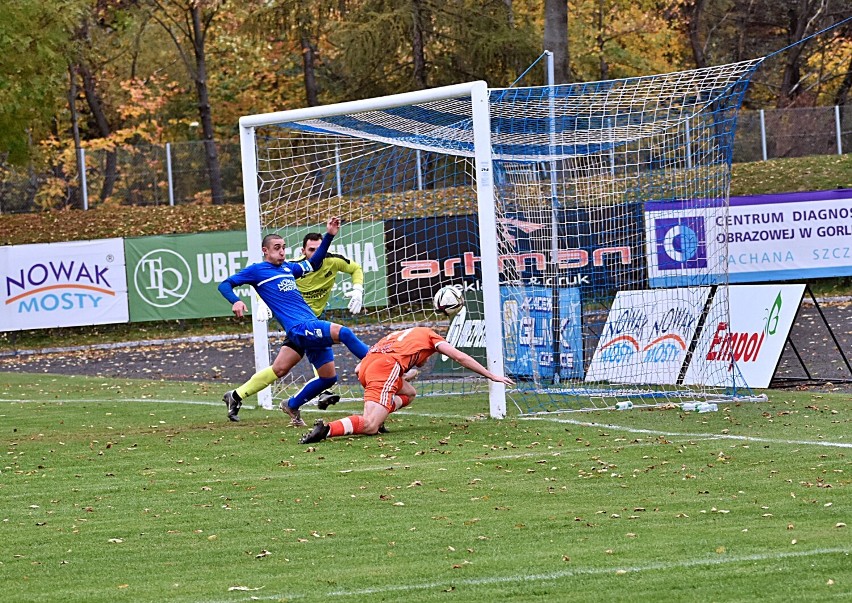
[339,326,369,359]
[288,375,337,409]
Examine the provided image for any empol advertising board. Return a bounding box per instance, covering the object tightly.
[1,239,129,330]
[645,189,852,286]
[683,284,804,388]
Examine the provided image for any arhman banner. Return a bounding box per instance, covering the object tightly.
[386,212,642,304]
[1,239,128,330]
[645,189,852,286]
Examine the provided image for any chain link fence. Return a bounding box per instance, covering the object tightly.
[1,105,850,214]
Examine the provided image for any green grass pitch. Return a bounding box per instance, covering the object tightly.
[0,373,849,602]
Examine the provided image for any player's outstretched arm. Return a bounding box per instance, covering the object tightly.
[326,216,341,236]
[217,279,248,318]
[436,341,515,386]
[305,217,339,272]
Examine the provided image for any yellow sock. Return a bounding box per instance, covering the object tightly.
[236,366,277,399]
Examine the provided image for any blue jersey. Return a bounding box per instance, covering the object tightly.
[218,233,333,333]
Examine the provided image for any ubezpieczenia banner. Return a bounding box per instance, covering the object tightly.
[125,224,386,322]
[125,231,251,321]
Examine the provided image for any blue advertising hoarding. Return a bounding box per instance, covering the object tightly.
[500,285,584,380]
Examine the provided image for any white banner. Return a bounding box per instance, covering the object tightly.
[645,189,852,286]
[1,239,129,331]
[585,287,710,385]
[683,284,804,388]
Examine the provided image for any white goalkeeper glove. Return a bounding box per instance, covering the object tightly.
[345,284,364,314]
[254,294,273,322]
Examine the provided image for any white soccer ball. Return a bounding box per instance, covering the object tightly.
[433,285,464,317]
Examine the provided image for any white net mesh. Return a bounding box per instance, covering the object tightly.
[242,60,766,414]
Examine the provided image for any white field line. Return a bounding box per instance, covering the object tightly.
[2,398,850,450]
[208,547,850,602]
[526,415,852,449]
[0,397,245,408]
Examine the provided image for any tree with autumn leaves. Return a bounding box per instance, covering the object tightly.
[0,0,849,209]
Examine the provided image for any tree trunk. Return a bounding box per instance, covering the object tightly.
[411,0,427,88]
[300,31,319,107]
[779,5,806,105]
[78,61,117,203]
[297,3,319,107]
[543,0,569,83]
[687,0,708,69]
[835,54,852,123]
[596,0,607,80]
[190,4,225,205]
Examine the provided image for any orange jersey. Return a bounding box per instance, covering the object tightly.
[368,327,446,372]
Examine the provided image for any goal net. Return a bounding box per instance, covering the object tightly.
[239,60,764,417]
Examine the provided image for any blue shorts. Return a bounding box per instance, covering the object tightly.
[287,320,334,368]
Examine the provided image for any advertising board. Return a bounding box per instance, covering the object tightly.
[646,190,852,286]
[1,239,128,330]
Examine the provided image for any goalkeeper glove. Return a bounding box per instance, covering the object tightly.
[345,284,364,314]
[254,294,273,322]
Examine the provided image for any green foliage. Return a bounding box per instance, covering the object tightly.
[0,0,83,163]
[0,373,849,602]
[1,0,849,169]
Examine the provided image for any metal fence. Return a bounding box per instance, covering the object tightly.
[1,105,850,214]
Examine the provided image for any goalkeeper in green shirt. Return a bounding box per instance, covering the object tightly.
[294,232,365,410]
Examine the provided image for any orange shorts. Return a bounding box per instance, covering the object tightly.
[358,354,403,412]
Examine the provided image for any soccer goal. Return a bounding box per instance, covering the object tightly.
[239,59,766,418]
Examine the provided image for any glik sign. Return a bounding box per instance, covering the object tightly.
[1,239,129,331]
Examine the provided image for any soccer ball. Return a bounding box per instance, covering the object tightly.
[433,285,464,317]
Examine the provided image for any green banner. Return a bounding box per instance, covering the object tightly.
[276,221,387,312]
[125,224,387,322]
[125,231,250,321]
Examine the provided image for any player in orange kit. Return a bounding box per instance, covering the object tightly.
[299,326,514,443]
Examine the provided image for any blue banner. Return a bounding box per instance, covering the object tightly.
[500,285,584,380]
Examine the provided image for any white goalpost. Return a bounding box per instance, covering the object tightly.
[239,59,766,418]
[238,82,508,417]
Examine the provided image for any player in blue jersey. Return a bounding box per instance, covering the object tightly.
[217,217,370,424]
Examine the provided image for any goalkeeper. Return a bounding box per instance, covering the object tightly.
[217,217,370,425]
[293,232,365,411]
